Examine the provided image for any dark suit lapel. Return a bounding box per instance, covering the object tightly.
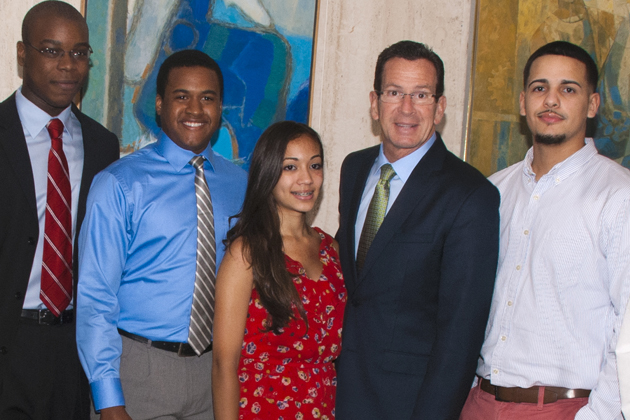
[73,104,97,219]
[344,147,379,290]
[0,94,37,211]
[356,136,447,282]
[71,106,102,305]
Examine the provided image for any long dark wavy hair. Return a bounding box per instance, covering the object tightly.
[225,121,323,334]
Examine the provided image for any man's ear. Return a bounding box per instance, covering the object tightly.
[369,91,380,121]
[155,95,162,116]
[519,91,526,117]
[17,41,26,67]
[587,92,600,119]
[433,95,446,126]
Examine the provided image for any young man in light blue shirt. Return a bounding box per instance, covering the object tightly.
[77,50,247,420]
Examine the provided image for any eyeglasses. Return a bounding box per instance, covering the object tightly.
[23,41,93,62]
[376,89,437,105]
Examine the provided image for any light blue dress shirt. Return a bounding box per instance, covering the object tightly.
[354,132,436,257]
[76,131,247,411]
[15,88,84,309]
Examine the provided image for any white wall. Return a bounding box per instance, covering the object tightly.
[0,0,476,235]
[310,0,477,233]
[0,0,83,100]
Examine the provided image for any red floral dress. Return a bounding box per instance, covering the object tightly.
[237,228,346,420]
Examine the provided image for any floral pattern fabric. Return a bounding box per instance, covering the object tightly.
[238,228,346,420]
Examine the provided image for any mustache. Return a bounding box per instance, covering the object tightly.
[537,109,565,119]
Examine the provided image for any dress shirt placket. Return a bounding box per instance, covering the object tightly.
[491,172,552,381]
[478,140,630,418]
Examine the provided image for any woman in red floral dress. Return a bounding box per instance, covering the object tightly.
[212,121,346,420]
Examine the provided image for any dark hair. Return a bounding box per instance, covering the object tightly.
[374,40,445,98]
[225,121,323,334]
[156,49,224,100]
[23,1,87,43]
[523,41,598,91]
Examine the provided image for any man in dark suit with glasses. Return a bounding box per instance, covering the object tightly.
[335,40,500,420]
[0,2,119,418]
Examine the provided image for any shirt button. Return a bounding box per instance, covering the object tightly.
[507,301,513,306]
[493,369,499,375]
[533,195,540,200]
[501,335,507,341]
[516,265,521,270]
[524,230,529,235]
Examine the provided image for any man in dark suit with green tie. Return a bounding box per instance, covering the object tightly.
[335,40,500,420]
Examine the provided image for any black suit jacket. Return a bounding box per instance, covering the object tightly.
[0,93,119,359]
[335,135,500,420]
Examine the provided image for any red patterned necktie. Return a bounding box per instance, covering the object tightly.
[40,118,72,316]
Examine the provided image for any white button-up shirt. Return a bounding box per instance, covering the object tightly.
[16,88,84,309]
[478,139,630,420]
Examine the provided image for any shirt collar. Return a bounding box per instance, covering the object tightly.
[376,131,437,182]
[523,138,598,182]
[155,130,217,172]
[16,87,73,140]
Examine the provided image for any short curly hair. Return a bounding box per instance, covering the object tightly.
[156,49,224,101]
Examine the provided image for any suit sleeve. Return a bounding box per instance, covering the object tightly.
[411,180,500,420]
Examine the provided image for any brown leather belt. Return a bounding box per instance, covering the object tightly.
[480,378,590,404]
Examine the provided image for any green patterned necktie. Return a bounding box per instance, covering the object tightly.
[356,164,396,271]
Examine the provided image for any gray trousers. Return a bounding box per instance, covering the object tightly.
[92,335,213,420]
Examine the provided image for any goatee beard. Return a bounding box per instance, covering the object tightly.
[535,134,566,145]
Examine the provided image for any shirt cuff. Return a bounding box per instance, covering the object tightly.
[90,377,125,412]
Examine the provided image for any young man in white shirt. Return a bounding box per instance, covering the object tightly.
[460,40,630,420]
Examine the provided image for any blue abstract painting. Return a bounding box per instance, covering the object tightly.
[83,0,317,169]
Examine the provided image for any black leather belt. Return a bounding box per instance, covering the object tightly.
[118,329,211,357]
[480,378,591,404]
[21,309,74,325]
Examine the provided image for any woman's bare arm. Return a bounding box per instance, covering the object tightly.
[212,238,254,420]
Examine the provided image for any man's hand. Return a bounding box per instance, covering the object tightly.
[99,406,132,420]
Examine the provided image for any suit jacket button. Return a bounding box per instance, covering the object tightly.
[27,237,35,245]
[0,346,7,355]
[14,291,22,299]
[352,299,359,307]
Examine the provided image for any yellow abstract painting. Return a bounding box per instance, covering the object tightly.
[467,0,630,176]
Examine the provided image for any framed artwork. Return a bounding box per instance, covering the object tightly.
[466,0,630,176]
[82,0,318,168]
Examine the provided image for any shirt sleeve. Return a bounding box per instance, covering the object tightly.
[76,171,130,411]
[576,197,630,420]
[616,298,630,419]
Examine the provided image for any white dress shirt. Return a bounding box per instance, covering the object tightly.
[616,297,630,418]
[16,88,84,309]
[354,132,436,257]
[478,139,630,419]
